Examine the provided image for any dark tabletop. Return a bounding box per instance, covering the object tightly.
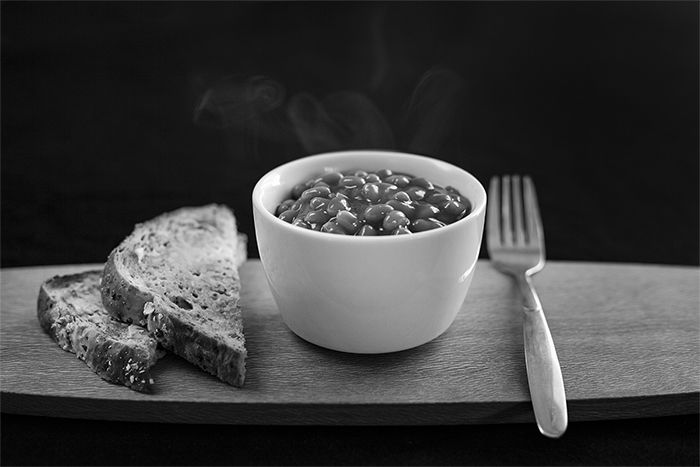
[1,2,698,465]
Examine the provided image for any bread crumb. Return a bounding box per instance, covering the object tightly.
[143,302,155,316]
[135,247,145,263]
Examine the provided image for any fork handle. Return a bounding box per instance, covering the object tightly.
[516,275,568,438]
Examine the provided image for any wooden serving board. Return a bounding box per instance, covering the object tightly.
[1,260,698,425]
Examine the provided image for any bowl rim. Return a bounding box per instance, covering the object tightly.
[252,150,487,241]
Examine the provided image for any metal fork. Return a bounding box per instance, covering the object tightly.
[486,175,568,438]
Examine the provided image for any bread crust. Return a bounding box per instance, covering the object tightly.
[100,204,247,387]
[102,252,154,327]
[38,271,161,393]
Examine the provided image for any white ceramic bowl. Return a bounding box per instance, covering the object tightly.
[252,150,487,353]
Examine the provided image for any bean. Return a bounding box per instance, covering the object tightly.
[376,168,393,179]
[393,191,411,203]
[411,177,434,190]
[304,210,331,225]
[433,185,449,193]
[365,173,381,183]
[377,183,398,201]
[291,200,303,211]
[326,197,350,216]
[278,209,297,223]
[425,192,452,208]
[354,170,369,178]
[404,186,426,201]
[382,210,410,231]
[339,176,365,189]
[295,205,313,222]
[392,226,412,235]
[435,211,456,224]
[319,171,344,186]
[333,187,350,199]
[292,218,311,229]
[443,200,467,217]
[309,197,329,210]
[300,186,332,202]
[275,199,295,215]
[385,174,411,188]
[413,202,440,219]
[360,183,382,203]
[346,187,364,199]
[357,225,377,236]
[386,199,416,219]
[313,181,330,188]
[321,220,346,234]
[363,204,394,225]
[336,211,360,234]
[309,196,329,211]
[411,218,445,232]
[291,183,308,199]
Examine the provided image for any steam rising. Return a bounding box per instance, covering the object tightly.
[193,68,466,158]
[402,68,466,155]
[369,7,388,92]
[193,75,285,129]
[191,9,468,159]
[287,91,394,153]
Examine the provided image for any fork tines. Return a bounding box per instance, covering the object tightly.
[487,175,544,249]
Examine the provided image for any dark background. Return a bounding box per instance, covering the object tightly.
[2,1,698,267]
[1,1,698,466]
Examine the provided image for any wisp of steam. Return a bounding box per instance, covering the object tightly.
[193,68,466,159]
[193,75,285,130]
[287,91,394,153]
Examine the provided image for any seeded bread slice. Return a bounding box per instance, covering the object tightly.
[101,204,248,387]
[37,270,162,392]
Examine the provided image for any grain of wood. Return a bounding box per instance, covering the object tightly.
[0,260,698,424]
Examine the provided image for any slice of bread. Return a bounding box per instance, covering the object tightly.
[101,204,248,387]
[37,270,162,393]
